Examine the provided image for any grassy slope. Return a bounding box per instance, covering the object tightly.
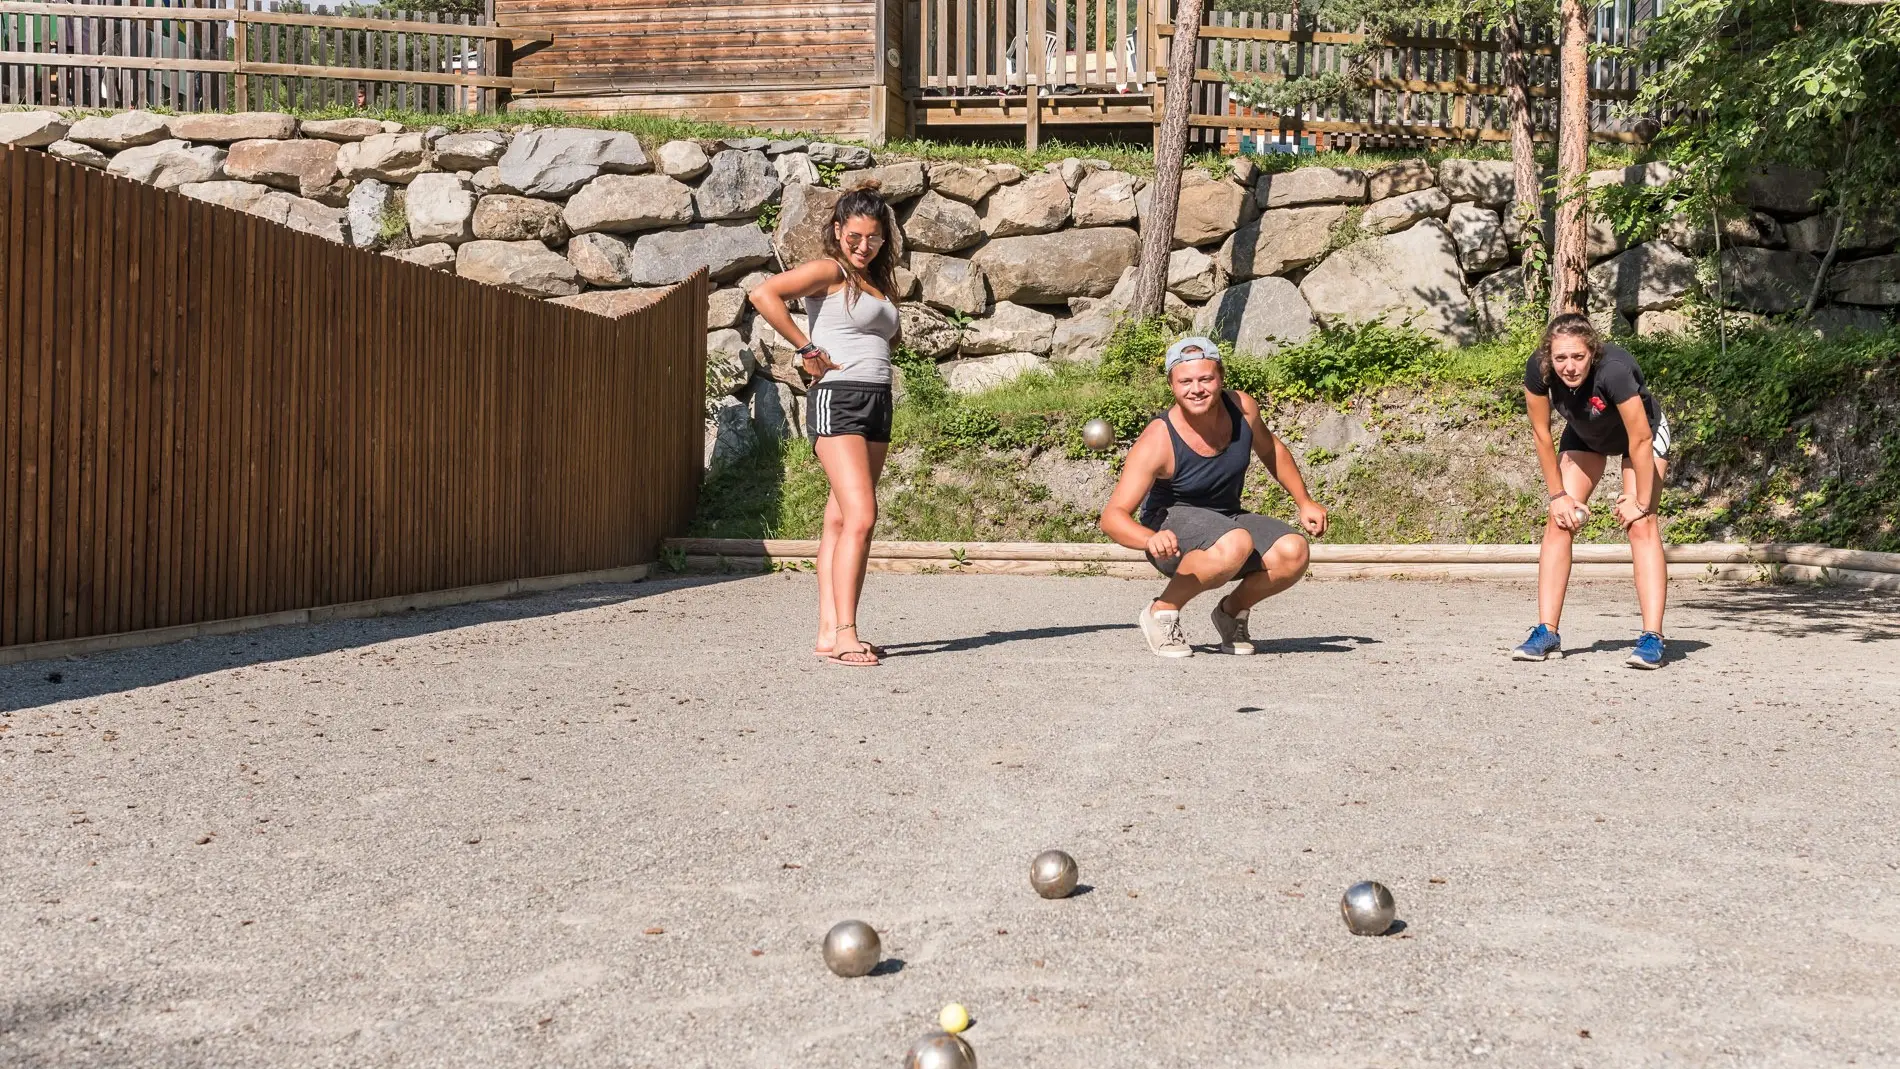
[693,319,1900,551]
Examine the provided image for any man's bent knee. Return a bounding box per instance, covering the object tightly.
[1268,533,1310,575]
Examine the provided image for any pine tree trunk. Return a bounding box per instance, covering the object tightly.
[1132,0,1206,318]
[1502,6,1541,302]
[1549,0,1591,318]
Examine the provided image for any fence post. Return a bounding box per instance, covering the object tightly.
[232,4,249,109]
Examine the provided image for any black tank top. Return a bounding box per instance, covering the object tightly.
[1140,391,1252,526]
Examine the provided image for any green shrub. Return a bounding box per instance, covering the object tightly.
[893,346,949,410]
[938,404,1002,447]
[1267,321,1444,402]
[1098,315,1179,382]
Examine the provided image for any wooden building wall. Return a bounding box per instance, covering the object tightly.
[500,0,889,139]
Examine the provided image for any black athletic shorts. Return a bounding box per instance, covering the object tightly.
[1558,411,1671,460]
[807,382,893,444]
[1144,506,1301,578]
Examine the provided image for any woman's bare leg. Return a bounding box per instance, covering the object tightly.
[1628,456,1669,634]
[813,436,886,659]
[1538,451,1605,631]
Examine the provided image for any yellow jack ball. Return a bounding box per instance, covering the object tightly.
[938,1003,970,1034]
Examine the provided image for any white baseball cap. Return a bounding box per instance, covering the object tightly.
[1164,336,1222,372]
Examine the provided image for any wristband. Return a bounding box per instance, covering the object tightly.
[796,342,818,357]
[1547,490,1570,502]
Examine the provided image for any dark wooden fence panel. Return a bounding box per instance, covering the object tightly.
[0,145,706,651]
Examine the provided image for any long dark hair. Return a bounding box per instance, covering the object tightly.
[821,185,900,307]
[1534,312,1602,386]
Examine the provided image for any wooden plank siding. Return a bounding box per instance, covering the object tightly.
[0,144,707,652]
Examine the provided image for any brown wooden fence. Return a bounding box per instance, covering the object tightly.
[0,145,706,652]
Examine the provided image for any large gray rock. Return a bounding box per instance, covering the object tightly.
[772,183,844,268]
[901,191,984,254]
[346,179,394,248]
[1361,187,1450,236]
[1150,170,1255,247]
[898,302,962,359]
[68,110,170,151]
[1167,247,1226,303]
[1216,205,1348,281]
[0,111,70,148]
[808,142,873,168]
[1635,308,1696,337]
[1472,266,1530,335]
[299,118,385,143]
[432,130,507,172]
[1829,254,1900,306]
[281,196,348,243]
[336,132,429,184]
[1784,213,1900,256]
[657,140,710,181]
[943,351,1047,394]
[706,328,757,397]
[980,172,1071,237]
[565,232,637,286]
[837,161,928,202]
[927,161,999,205]
[47,140,109,169]
[1447,203,1508,273]
[178,180,280,215]
[973,227,1141,305]
[1256,167,1366,208]
[708,286,750,330]
[911,251,987,315]
[471,167,506,196]
[706,396,757,470]
[1300,218,1475,343]
[108,141,225,189]
[1721,247,1820,313]
[1072,169,1140,228]
[472,194,568,244]
[385,243,458,270]
[405,172,475,245]
[1052,305,1121,364]
[456,239,583,297]
[1589,240,1697,315]
[1437,158,1516,208]
[1661,209,1783,254]
[1810,304,1890,338]
[165,112,297,143]
[1586,211,1628,263]
[1191,277,1317,356]
[1367,159,1434,201]
[747,377,804,440]
[1100,267,1190,317]
[627,223,775,285]
[693,150,781,221]
[548,287,670,318]
[774,151,821,187]
[223,138,345,203]
[563,174,695,234]
[496,129,649,198]
[960,302,1056,356]
[1741,164,1823,217]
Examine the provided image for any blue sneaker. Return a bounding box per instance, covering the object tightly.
[1627,631,1665,669]
[1511,623,1562,661]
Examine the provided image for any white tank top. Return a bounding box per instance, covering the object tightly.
[806,264,898,386]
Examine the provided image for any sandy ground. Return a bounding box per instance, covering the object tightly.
[3,572,1898,1069]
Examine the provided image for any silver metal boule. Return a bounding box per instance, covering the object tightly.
[905,1031,977,1069]
[1029,849,1079,899]
[1081,418,1115,452]
[821,919,881,977]
[1340,880,1397,936]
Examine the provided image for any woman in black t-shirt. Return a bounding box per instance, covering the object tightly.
[1511,313,1672,669]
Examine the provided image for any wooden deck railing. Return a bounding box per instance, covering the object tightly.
[0,0,554,114]
[0,145,707,652]
[914,0,1159,94]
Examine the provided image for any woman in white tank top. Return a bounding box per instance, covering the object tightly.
[749,186,903,667]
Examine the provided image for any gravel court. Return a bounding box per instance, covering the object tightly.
[2,573,1898,1069]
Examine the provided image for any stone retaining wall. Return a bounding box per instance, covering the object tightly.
[4,108,1896,468]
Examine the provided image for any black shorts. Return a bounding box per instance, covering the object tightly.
[1559,412,1671,460]
[807,382,893,444]
[1144,506,1302,578]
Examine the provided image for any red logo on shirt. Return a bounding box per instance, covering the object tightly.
[1588,396,1607,414]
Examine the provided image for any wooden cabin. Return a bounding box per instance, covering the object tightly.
[495,0,1162,146]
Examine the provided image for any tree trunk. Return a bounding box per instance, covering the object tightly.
[1131,0,1206,318]
[1501,6,1541,302]
[1549,0,1591,318]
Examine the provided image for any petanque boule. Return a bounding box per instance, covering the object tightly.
[821,919,881,977]
[1340,880,1397,936]
[905,1031,977,1069]
[1081,418,1115,452]
[1029,849,1079,899]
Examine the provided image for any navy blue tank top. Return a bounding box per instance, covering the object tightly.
[1140,391,1252,526]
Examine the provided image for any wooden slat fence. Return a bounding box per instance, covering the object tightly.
[913,0,1157,93]
[0,0,552,114]
[0,145,706,652]
[1164,5,1649,151]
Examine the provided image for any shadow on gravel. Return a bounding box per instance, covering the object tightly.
[878,622,1137,657]
[1243,635,1381,655]
[1575,637,1714,661]
[0,574,742,713]
[1676,585,1900,643]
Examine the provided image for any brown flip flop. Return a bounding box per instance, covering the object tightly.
[825,624,881,667]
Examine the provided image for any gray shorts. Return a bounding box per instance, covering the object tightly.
[1144,506,1301,578]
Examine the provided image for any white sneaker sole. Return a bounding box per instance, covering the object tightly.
[1219,642,1255,655]
[1147,644,1194,658]
[1510,647,1562,661]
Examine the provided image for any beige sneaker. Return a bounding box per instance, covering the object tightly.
[1140,604,1194,658]
[1210,597,1254,655]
